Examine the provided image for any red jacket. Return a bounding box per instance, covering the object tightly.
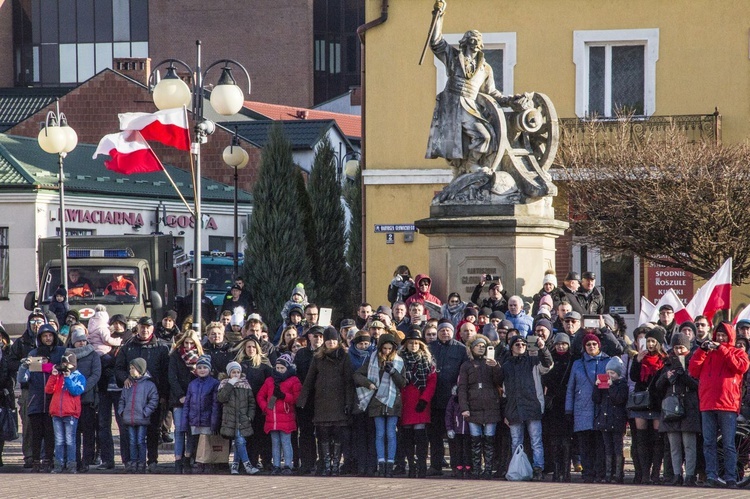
[689,322,750,413]
[404,274,443,313]
[44,371,85,418]
[400,370,437,426]
[257,375,302,434]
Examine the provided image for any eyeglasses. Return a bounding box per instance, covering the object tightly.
[585,342,599,347]
[564,319,579,323]
[513,343,526,348]
[31,319,45,324]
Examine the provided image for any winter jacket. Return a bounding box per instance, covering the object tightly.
[16,336,66,415]
[531,287,560,317]
[592,377,628,432]
[217,376,256,438]
[429,338,470,409]
[182,375,221,431]
[239,361,274,400]
[118,374,159,426]
[570,328,624,361]
[689,321,750,413]
[470,284,509,314]
[45,371,85,418]
[155,323,181,343]
[656,352,701,433]
[297,347,355,425]
[353,355,407,418]
[444,394,468,435]
[504,310,533,337]
[49,299,69,326]
[404,274,443,311]
[542,350,574,437]
[498,347,553,425]
[115,334,170,397]
[202,340,233,378]
[257,375,302,433]
[8,314,45,380]
[67,344,101,405]
[458,357,504,425]
[400,367,437,426]
[575,286,605,315]
[555,286,585,315]
[87,310,122,356]
[629,353,667,411]
[565,352,610,432]
[167,350,196,408]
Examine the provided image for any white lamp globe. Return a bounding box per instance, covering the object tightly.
[38,126,68,154]
[153,69,191,110]
[210,67,244,116]
[223,145,249,169]
[61,126,78,153]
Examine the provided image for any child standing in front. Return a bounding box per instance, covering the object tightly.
[217,361,258,475]
[445,383,471,478]
[118,357,159,473]
[182,355,221,473]
[45,352,85,473]
[592,356,629,483]
[258,354,302,475]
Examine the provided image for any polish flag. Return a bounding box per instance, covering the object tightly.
[733,302,750,325]
[638,296,656,326]
[651,288,693,324]
[119,108,190,151]
[93,130,163,175]
[685,258,732,323]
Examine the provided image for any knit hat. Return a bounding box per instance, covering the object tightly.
[54,286,67,298]
[288,304,304,319]
[582,333,601,349]
[163,310,178,321]
[469,335,488,349]
[291,283,306,301]
[130,357,147,376]
[437,320,454,333]
[508,335,525,348]
[498,319,514,331]
[66,309,80,322]
[323,326,339,343]
[61,351,77,370]
[490,311,505,320]
[479,307,492,317]
[539,294,554,310]
[352,330,371,344]
[226,361,242,376]
[45,311,58,325]
[230,310,245,328]
[482,324,498,341]
[606,356,625,377]
[542,272,558,287]
[109,314,127,327]
[536,319,553,335]
[646,326,666,345]
[536,308,551,320]
[463,307,478,320]
[376,305,392,316]
[552,333,570,345]
[377,333,399,350]
[670,332,691,349]
[276,353,294,370]
[70,328,87,345]
[196,355,212,369]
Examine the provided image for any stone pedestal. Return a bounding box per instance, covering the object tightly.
[415,199,568,301]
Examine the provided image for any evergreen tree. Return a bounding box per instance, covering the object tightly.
[344,164,363,309]
[308,139,350,320]
[244,125,311,331]
[295,168,319,297]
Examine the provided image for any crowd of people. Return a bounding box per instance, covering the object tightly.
[0,266,748,489]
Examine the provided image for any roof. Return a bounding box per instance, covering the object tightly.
[0,134,252,203]
[241,100,361,139]
[0,88,72,132]
[223,119,352,150]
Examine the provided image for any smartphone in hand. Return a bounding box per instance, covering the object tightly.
[597,374,610,389]
[486,345,495,361]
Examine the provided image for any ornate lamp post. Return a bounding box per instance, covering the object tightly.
[38,98,78,291]
[222,127,249,278]
[150,40,250,333]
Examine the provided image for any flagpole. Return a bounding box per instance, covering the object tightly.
[152,153,195,217]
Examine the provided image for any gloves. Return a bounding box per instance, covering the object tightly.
[273,386,286,400]
[383,361,393,372]
[447,430,455,439]
[228,377,239,386]
[415,400,428,413]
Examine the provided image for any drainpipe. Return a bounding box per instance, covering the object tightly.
[356,0,389,301]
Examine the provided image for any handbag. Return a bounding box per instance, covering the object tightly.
[195,434,230,464]
[626,390,651,411]
[661,385,685,422]
[506,444,533,481]
[0,404,19,441]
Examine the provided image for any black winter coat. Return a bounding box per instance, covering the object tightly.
[498,348,553,425]
[69,344,101,405]
[115,335,170,396]
[202,341,233,379]
[239,361,273,400]
[575,287,605,315]
[429,339,469,409]
[542,350,573,437]
[167,351,195,408]
[458,357,503,424]
[656,353,701,434]
[592,378,629,432]
[297,347,354,425]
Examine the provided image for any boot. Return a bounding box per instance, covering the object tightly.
[230,462,240,475]
[316,439,328,476]
[614,455,625,484]
[139,461,147,474]
[51,460,64,474]
[684,475,697,487]
[174,457,184,474]
[669,474,683,486]
[482,435,495,479]
[321,440,332,476]
[651,432,664,485]
[42,459,53,473]
[377,462,386,477]
[183,457,193,475]
[385,462,394,478]
[604,455,613,483]
[31,460,42,473]
[636,429,653,484]
[415,429,428,478]
[561,441,571,483]
[331,441,342,476]
[471,436,483,479]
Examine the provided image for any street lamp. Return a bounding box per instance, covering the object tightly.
[222,126,249,278]
[150,40,250,334]
[335,147,361,184]
[38,98,78,294]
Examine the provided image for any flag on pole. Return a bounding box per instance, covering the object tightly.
[119,108,190,151]
[685,258,732,323]
[733,302,750,325]
[651,288,693,324]
[639,296,656,326]
[93,130,162,175]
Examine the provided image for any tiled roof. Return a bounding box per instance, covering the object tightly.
[223,120,350,150]
[0,134,252,203]
[0,88,72,132]
[241,100,361,139]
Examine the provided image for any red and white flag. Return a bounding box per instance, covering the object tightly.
[119,108,190,151]
[93,130,162,175]
[733,302,750,325]
[639,296,656,326]
[651,288,693,324]
[685,258,732,323]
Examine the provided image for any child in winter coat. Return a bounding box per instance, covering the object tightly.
[182,355,221,473]
[118,357,159,474]
[45,352,86,473]
[445,383,470,478]
[592,356,629,483]
[257,354,302,475]
[87,305,123,356]
[49,286,69,326]
[279,283,308,325]
[217,361,258,475]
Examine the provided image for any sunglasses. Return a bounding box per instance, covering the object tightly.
[585,342,599,347]
[564,319,579,323]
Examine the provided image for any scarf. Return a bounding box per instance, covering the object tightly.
[441,301,466,326]
[348,343,370,371]
[180,345,199,372]
[401,350,433,391]
[356,351,404,412]
[639,352,664,383]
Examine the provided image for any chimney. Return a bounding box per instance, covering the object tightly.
[113,57,152,86]
[296,109,309,119]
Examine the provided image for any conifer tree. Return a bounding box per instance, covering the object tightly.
[344,167,362,307]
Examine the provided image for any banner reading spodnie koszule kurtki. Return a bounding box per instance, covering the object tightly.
[644,260,695,306]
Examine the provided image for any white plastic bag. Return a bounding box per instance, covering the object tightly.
[506,444,533,481]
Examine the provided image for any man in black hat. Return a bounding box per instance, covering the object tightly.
[221,284,250,315]
[555,272,584,315]
[114,316,170,472]
[657,304,679,345]
[576,272,605,315]
[294,325,326,474]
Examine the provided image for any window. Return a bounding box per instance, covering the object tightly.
[574,29,659,117]
[434,32,516,96]
[0,228,7,299]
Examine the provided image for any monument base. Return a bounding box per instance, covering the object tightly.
[415,199,569,302]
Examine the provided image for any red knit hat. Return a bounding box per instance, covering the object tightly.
[582,333,600,349]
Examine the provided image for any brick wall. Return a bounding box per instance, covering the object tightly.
[6,69,261,192]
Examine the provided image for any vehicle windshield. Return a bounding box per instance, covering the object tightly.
[42,266,140,304]
[203,263,234,292]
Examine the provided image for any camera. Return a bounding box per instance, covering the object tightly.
[582,315,600,329]
[485,274,499,281]
[55,363,70,374]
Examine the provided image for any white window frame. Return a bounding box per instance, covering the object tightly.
[434,32,516,95]
[573,28,659,117]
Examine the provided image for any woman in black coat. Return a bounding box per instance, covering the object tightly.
[542,333,574,482]
[235,337,273,469]
[655,333,700,487]
[167,331,203,473]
